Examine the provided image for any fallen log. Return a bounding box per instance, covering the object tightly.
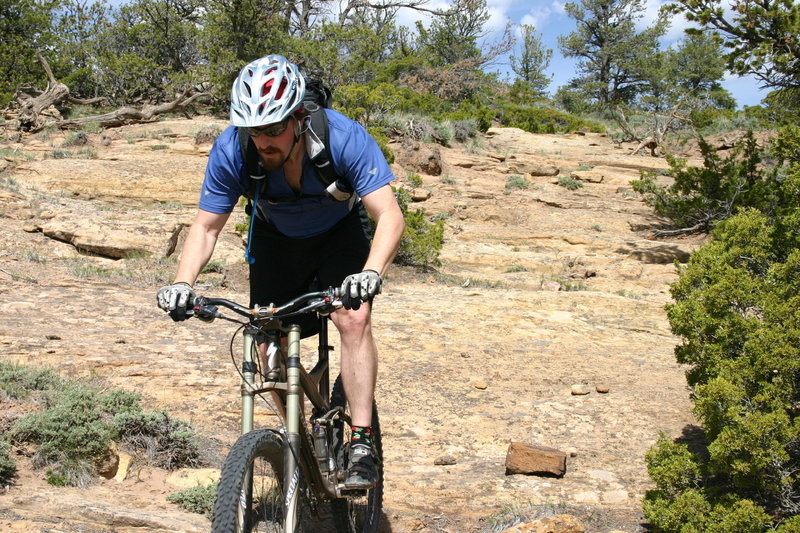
[55,87,210,130]
[5,52,209,133]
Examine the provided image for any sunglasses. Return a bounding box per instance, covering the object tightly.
[246,118,291,138]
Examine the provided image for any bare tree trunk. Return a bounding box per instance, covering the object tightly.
[55,88,210,130]
[16,54,70,131]
[5,53,209,132]
[67,95,109,106]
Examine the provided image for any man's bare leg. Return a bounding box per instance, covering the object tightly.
[332,303,377,427]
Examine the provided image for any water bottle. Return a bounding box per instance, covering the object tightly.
[313,423,331,473]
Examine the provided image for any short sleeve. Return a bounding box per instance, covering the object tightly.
[326,111,395,198]
[198,127,247,214]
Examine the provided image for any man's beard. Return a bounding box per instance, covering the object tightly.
[258,148,286,171]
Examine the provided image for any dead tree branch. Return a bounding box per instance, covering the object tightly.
[15,54,70,131]
[55,87,210,130]
[4,53,209,132]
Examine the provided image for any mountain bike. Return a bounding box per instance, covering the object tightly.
[186,288,383,533]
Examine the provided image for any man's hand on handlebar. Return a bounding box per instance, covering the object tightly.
[340,270,382,310]
[156,282,195,321]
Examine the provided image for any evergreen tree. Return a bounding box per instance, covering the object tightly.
[558,0,667,108]
[670,0,800,96]
[510,24,552,99]
[0,0,57,106]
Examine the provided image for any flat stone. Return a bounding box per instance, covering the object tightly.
[505,442,567,477]
[571,384,591,395]
[601,489,629,504]
[573,491,600,504]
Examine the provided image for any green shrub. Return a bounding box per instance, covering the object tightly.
[631,131,777,234]
[393,187,444,269]
[406,171,423,188]
[46,149,72,159]
[168,483,217,516]
[0,362,62,399]
[497,103,604,134]
[10,384,117,486]
[62,132,89,147]
[450,119,479,142]
[504,175,529,194]
[557,176,583,190]
[643,126,800,530]
[8,370,203,486]
[441,102,494,132]
[113,410,202,470]
[0,439,16,483]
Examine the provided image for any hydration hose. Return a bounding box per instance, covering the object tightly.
[244,179,262,264]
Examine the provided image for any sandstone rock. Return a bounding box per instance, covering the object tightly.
[540,280,562,291]
[573,491,600,504]
[41,219,156,259]
[596,385,610,393]
[434,455,457,465]
[97,452,120,479]
[601,489,629,504]
[465,189,495,199]
[473,380,488,390]
[571,384,591,395]
[165,467,220,489]
[113,453,132,482]
[571,170,604,183]
[507,159,559,177]
[505,442,567,477]
[397,142,443,176]
[500,514,584,533]
[411,188,431,201]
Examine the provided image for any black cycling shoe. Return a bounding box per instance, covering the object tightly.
[344,443,378,489]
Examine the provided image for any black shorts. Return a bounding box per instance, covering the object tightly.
[248,208,370,336]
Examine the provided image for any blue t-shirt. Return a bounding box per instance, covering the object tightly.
[199,109,395,238]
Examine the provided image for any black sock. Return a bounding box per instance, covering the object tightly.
[351,426,372,448]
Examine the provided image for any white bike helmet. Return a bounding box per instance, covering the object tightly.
[230,55,306,128]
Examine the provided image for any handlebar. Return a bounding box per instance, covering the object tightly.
[186,287,343,323]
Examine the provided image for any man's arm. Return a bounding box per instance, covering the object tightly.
[174,209,231,285]
[360,184,404,276]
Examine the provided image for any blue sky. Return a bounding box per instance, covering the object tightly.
[395,0,768,109]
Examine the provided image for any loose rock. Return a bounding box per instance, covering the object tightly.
[571,384,591,395]
[505,442,567,477]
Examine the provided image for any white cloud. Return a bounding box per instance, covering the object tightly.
[632,0,697,44]
[394,0,449,30]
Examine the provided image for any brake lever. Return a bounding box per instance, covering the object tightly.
[193,304,221,323]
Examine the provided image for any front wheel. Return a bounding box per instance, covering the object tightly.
[330,376,384,533]
[211,429,308,533]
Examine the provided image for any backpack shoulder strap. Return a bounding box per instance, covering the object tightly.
[237,127,265,201]
[305,104,354,201]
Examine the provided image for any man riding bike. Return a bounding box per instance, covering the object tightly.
[156,54,404,489]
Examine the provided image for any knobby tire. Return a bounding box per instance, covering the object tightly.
[330,375,384,533]
[212,429,308,533]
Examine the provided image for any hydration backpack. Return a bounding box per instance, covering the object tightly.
[236,79,354,204]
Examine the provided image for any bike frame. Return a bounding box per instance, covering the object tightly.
[238,312,345,517]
